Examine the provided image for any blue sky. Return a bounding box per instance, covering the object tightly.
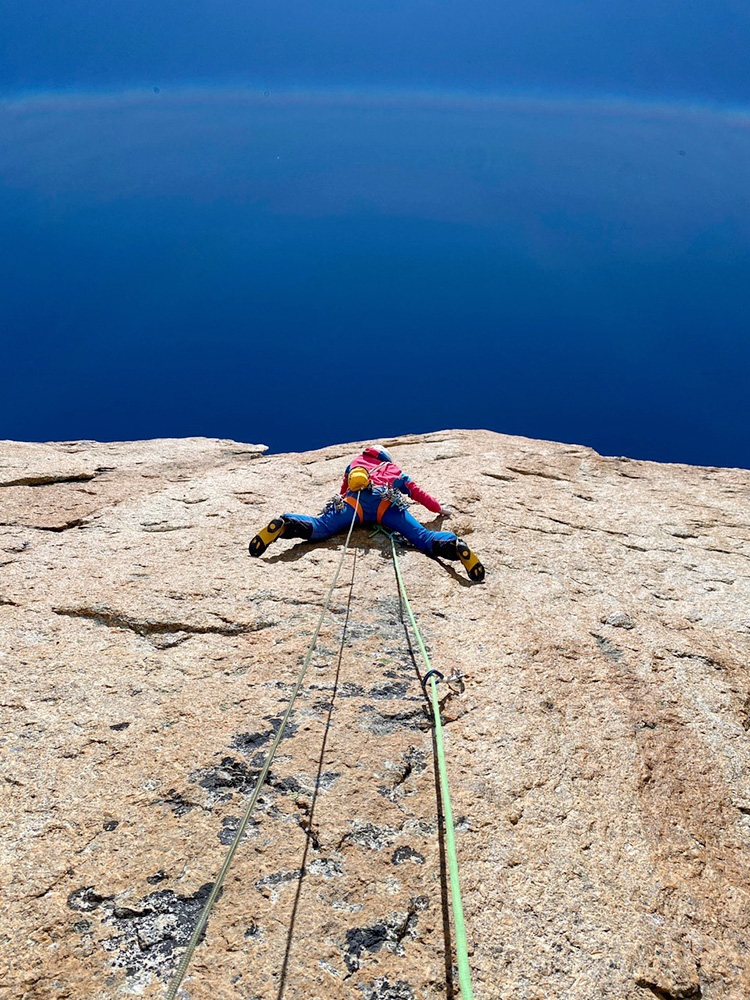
[1,2,749,466]
[3,1,749,100]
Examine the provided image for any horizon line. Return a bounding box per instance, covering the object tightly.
[2,81,750,127]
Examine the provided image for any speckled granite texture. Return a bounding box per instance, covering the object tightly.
[2,430,749,999]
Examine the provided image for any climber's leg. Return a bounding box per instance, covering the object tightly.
[301,504,359,541]
[380,506,485,581]
[380,506,453,555]
[248,501,363,556]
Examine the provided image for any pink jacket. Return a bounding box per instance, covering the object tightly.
[340,447,442,513]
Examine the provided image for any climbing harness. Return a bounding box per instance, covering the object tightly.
[390,534,475,1000]
[343,492,365,523]
[165,498,361,1000]
[165,505,475,1000]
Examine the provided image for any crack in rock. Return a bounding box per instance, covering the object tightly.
[481,471,516,482]
[35,519,85,532]
[380,746,427,800]
[140,522,193,533]
[670,649,725,671]
[506,466,570,482]
[52,605,251,637]
[1,473,96,487]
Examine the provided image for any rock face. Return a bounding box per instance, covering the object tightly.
[2,430,750,1000]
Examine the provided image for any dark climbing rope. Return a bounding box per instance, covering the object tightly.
[390,534,475,1000]
[165,499,362,1000]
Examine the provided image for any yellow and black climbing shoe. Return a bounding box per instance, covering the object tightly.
[248,517,286,557]
[457,539,485,582]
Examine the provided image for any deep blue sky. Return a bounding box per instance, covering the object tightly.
[1,1,749,467]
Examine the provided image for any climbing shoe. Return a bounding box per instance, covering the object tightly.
[248,517,286,557]
[432,537,458,559]
[457,539,485,582]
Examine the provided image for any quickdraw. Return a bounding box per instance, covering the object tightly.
[322,494,347,514]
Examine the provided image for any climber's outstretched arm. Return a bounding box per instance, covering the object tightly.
[396,475,442,513]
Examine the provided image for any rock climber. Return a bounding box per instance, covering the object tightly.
[248,445,485,582]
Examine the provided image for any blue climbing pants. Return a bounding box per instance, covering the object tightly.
[283,490,457,558]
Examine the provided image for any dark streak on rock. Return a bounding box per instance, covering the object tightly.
[369,680,411,700]
[194,757,260,797]
[100,883,215,981]
[670,649,725,671]
[591,633,624,662]
[635,978,702,999]
[152,788,203,817]
[230,729,273,753]
[68,886,112,912]
[391,846,425,865]
[218,815,258,845]
[359,978,416,1000]
[344,897,427,972]
[267,773,302,795]
[255,868,303,897]
[359,705,426,734]
[264,715,299,740]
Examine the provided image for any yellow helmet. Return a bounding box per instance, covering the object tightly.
[347,466,371,492]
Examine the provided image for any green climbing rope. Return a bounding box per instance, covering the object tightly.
[390,535,475,1000]
[165,501,361,1000]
